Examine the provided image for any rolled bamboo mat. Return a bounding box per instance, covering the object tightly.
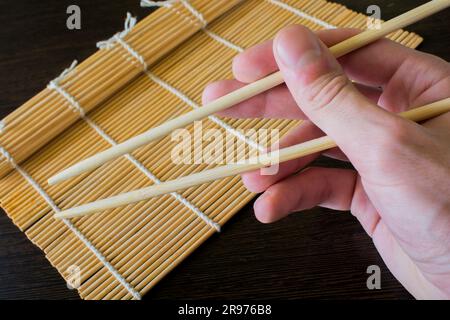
[0,0,241,179]
[0,0,423,300]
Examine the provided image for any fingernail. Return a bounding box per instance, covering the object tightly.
[276,28,322,70]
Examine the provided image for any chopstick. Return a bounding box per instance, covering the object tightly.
[47,0,450,186]
[54,97,450,219]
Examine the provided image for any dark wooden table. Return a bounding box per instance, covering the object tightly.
[0,0,448,300]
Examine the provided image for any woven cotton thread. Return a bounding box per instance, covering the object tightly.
[140,0,176,8]
[179,0,207,26]
[142,0,204,28]
[202,29,244,52]
[141,0,244,52]
[97,13,147,70]
[47,60,86,117]
[267,0,337,29]
[0,146,142,300]
[145,0,338,32]
[141,0,206,25]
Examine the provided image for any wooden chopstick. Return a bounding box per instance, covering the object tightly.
[54,97,450,219]
[47,0,450,186]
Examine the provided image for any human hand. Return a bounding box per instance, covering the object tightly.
[202,25,450,299]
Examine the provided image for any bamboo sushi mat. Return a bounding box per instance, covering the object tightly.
[0,0,423,300]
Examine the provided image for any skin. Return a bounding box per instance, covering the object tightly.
[202,26,450,299]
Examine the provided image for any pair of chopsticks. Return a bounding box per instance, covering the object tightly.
[54,99,450,219]
[52,0,450,219]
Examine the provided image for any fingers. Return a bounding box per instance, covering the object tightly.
[253,167,357,223]
[251,159,381,237]
[329,32,413,88]
[273,25,398,168]
[232,39,278,83]
[242,121,323,193]
[379,53,450,112]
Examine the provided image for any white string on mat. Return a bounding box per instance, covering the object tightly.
[140,0,176,8]
[202,29,244,52]
[179,0,208,25]
[0,121,5,134]
[266,0,337,29]
[146,71,265,152]
[47,60,86,117]
[141,0,244,52]
[97,12,148,70]
[141,0,207,25]
[47,61,220,231]
[0,146,142,300]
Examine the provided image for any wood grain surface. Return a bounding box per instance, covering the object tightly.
[0,0,448,300]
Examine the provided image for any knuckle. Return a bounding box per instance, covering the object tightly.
[301,71,352,112]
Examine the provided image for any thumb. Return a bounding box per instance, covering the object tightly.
[273,25,396,165]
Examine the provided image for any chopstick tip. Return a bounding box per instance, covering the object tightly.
[53,212,65,219]
[48,173,64,186]
[54,209,77,219]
